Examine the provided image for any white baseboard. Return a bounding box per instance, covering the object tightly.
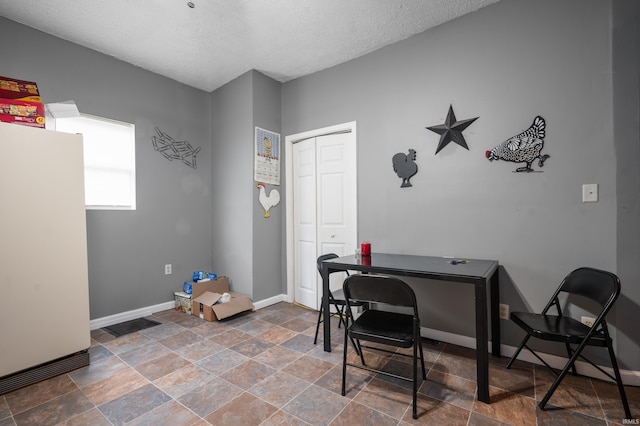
[90,294,289,330]
[90,301,174,330]
[421,326,640,387]
[253,294,286,310]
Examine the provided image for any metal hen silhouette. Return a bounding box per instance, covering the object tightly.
[486,116,549,172]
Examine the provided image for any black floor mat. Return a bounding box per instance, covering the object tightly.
[103,317,161,337]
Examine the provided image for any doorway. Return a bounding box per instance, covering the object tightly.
[285,122,358,310]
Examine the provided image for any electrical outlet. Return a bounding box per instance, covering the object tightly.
[582,184,598,202]
[581,316,595,327]
[165,264,172,275]
[499,303,509,320]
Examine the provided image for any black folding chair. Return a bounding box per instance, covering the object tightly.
[314,253,365,353]
[341,274,426,419]
[506,267,631,419]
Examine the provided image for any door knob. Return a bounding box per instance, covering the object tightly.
[330,234,335,238]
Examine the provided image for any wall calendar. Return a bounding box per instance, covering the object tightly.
[254,126,280,185]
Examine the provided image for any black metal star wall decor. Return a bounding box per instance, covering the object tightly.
[426,105,479,155]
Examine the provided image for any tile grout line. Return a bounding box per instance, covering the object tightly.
[3,303,636,425]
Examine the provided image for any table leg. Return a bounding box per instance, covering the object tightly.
[475,280,490,403]
[321,265,331,352]
[490,269,501,357]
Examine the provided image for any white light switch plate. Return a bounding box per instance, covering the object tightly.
[582,184,598,202]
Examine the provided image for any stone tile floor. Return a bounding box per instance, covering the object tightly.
[1,302,638,425]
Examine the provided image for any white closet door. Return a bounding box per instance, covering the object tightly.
[292,131,357,309]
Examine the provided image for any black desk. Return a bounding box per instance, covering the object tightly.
[321,253,500,404]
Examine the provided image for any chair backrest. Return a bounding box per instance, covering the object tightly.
[317,253,339,274]
[343,274,418,313]
[558,267,621,309]
[544,267,621,330]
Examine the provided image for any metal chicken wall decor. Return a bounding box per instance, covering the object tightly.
[392,149,418,188]
[427,105,478,155]
[257,183,280,218]
[152,127,201,169]
[485,116,550,172]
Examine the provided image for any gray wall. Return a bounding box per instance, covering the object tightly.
[210,72,254,297]
[209,70,283,300]
[281,0,640,369]
[613,0,640,371]
[1,17,213,319]
[251,71,283,302]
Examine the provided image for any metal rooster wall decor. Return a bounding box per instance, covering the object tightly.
[152,127,201,169]
[257,183,280,218]
[427,105,478,155]
[485,116,550,172]
[392,149,418,188]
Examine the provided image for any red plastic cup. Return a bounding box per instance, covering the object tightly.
[361,242,371,256]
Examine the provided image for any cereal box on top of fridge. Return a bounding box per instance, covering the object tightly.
[0,75,45,128]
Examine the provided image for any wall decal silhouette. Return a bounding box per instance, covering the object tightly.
[392,149,418,188]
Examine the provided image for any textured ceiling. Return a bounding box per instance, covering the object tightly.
[0,0,499,92]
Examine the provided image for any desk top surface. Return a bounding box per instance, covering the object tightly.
[323,253,498,280]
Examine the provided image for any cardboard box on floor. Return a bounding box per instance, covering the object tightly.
[191,276,254,321]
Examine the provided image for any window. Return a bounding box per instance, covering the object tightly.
[53,114,136,210]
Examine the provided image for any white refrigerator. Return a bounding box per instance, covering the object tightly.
[0,122,90,393]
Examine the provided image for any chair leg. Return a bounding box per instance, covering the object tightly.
[607,341,632,420]
[412,332,418,419]
[347,328,361,357]
[336,304,346,329]
[342,306,361,356]
[313,308,323,345]
[341,321,349,396]
[539,340,588,411]
[418,338,427,380]
[358,340,366,366]
[313,309,322,345]
[506,334,531,369]
[354,339,363,357]
[327,294,346,329]
[314,295,351,346]
[564,342,578,376]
